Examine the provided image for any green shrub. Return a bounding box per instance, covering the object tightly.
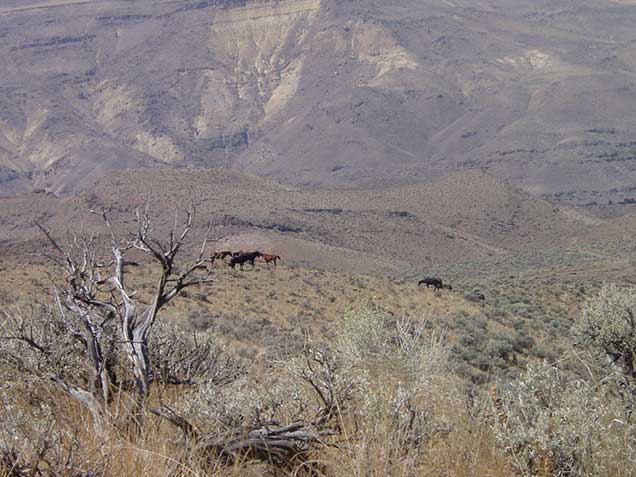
[335,308,391,363]
[493,362,609,476]
[335,308,452,389]
[572,284,636,420]
[572,285,636,383]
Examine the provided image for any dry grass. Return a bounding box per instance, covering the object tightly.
[0,374,515,477]
[0,255,597,383]
[0,256,478,353]
[3,267,636,476]
[3,201,636,475]
[5,389,633,477]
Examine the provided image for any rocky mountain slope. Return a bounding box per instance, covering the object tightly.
[2,0,636,205]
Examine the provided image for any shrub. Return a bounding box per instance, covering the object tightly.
[393,316,453,392]
[571,284,636,465]
[572,284,636,403]
[333,308,455,463]
[335,308,391,363]
[335,308,452,388]
[492,361,609,476]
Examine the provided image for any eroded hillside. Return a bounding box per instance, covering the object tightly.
[2,0,636,206]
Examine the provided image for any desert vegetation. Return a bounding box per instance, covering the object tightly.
[1,206,636,476]
[4,1,636,475]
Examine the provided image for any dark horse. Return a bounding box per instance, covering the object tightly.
[418,277,443,290]
[230,251,262,270]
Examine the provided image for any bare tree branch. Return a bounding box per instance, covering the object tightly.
[18,202,215,432]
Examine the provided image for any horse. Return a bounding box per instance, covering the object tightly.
[260,253,281,268]
[210,251,232,265]
[418,277,443,290]
[229,251,261,270]
[210,251,234,266]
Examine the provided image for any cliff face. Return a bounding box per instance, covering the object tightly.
[2,0,636,204]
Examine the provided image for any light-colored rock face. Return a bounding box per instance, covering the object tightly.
[497,50,555,71]
[206,0,321,124]
[348,21,419,88]
[2,0,636,206]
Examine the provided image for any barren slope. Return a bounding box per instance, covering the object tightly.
[0,167,612,279]
[1,0,636,205]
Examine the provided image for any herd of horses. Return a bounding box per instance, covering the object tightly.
[210,250,467,296]
[210,250,281,270]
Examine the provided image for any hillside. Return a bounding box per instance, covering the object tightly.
[2,0,636,207]
[0,167,613,278]
[5,2,636,475]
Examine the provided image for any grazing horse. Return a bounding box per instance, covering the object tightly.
[229,251,261,270]
[418,277,443,290]
[260,253,281,268]
[210,251,232,265]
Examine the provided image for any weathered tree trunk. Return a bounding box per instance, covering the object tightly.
[49,375,104,432]
[26,204,213,433]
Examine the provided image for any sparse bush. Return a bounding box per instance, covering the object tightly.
[187,311,218,330]
[570,284,636,470]
[392,317,453,392]
[335,308,452,388]
[492,361,610,476]
[149,320,245,387]
[332,307,455,466]
[0,380,98,476]
[485,338,515,367]
[161,344,358,470]
[513,331,535,352]
[572,284,636,411]
[335,308,391,363]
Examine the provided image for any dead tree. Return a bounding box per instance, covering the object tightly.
[1,203,214,429]
[109,205,213,425]
[148,345,355,472]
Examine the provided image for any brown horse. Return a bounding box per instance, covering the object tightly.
[260,253,281,268]
[210,251,233,265]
